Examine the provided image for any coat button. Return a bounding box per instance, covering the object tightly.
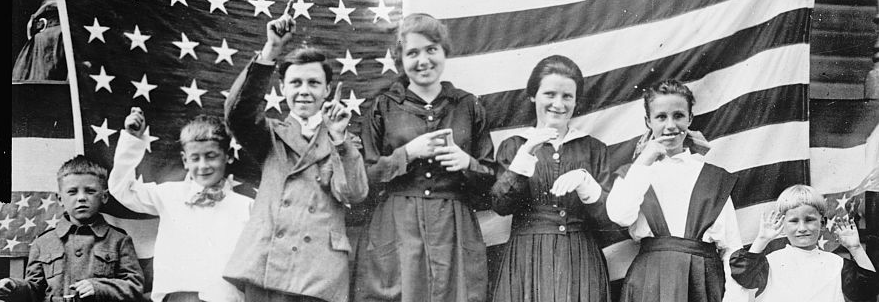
[425,172,432,179]
[559,210,566,217]
[75,250,83,257]
[424,189,431,196]
[427,116,435,121]
[303,236,311,243]
[308,206,316,213]
[292,246,298,252]
[552,153,560,160]
[275,230,284,238]
[427,159,434,164]
[558,225,566,232]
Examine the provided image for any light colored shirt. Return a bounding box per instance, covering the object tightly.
[290,111,323,139]
[758,245,846,302]
[109,132,253,302]
[507,127,602,203]
[606,150,747,302]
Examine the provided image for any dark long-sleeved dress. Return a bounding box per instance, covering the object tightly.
[491,130,612,302]
[352,80,496,302]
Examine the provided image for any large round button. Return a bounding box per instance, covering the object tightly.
[75,250,83,257]
[558,225,566,232]
[303,236,311,243]
[275,230,284,238]
[292,246,298,252]
[425,172,432,179]
[559,210,567,217]
[427,116,435,121]
[552,153,560,160]
[308,206,316,213]
[424,190,431,196]
[427,159,434,164]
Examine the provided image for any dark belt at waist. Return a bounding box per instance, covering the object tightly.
[640,236,720,259]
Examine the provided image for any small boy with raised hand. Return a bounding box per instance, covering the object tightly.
[730,184,878,301]
[0,155,145,302]
[109,108,253,302]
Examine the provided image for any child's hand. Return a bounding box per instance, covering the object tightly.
[124,107,146,138]
[0,278,16,296]
[756,210,784,241]
[833,216,863,251]
[322,82,351,141]
[71,279,95,298]
[634,135,676,166]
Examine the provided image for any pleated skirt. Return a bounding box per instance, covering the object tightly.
[492,231,610,302]
[620,237,725,302]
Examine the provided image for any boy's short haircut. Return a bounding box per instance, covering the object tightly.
[277,48,333,84]
[179,115,232,151]
[776,184,828,217]
[57,155,108,190]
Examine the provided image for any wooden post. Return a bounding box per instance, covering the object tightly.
[867,0,879,98]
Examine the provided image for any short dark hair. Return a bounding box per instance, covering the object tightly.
[643,79,695,116]
[277,48,333,84]
[394,14,453,64]
[525,55,585,101]
[179,114,231,151]
[57,155,108,190]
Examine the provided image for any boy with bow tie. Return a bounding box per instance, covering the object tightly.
[222,12,368,302]
[109,110,254,302]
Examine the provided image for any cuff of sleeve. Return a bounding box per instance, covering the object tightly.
[509,149,538,177]
[392,146,409,170]
[119,131,148,150]
[330,131,347,147]
[254,53,276,66]
[575,171,602,204]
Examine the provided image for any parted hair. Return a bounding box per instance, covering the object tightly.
[775,184,828,217]
[57,155,108,190]
[278,48,334,84]
[525,55,585,100]
[179,115,232,151]
[642,79,696,116]
[394,13,453,64]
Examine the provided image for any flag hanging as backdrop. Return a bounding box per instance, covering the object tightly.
[404,0,813,280]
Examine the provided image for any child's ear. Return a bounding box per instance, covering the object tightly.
[180,151,188,168]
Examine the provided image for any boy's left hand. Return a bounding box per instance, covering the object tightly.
[322,82,351,141]
[833,216,863,251]
[71,280,95,298]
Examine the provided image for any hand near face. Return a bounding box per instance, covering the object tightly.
[521,128,558,155]
[834,216,863,251]
[71,279,95,298]
[755,210,784,241]
[550,169,591,197]
[634,135,677,166]
[123,107,146,138]
[405,129,451,161]
[321,82,351,141]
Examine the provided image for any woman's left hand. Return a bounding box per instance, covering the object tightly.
[435,144,471,172]
[550,169,589,197]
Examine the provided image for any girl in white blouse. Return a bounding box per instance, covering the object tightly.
[606,80,745,302]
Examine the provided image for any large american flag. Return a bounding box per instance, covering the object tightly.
[5,0,879,290]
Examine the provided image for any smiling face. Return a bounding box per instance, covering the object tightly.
[402,32,446,89]
[181,140,229,188]
[282,62,331,120]
[645,94,692,153]
[782,204,824,250]
[532,74,577,130]
[59,174,106,225]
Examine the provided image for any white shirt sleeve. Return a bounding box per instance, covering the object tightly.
[508,148,538,177]
[575,169,602,204]
[606,164,652,227]
[108,131,164,215]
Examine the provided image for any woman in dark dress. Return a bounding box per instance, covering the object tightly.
[353,14,496,302]
[491,55,612,302]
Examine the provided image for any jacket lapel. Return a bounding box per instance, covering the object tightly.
[275,116,332,176]
[275,116,310,156]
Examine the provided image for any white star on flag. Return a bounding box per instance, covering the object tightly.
[342,90,365,115]
[2,237,21,252]
[248,0,274,17]
[16,194,30,211]
[291,0,314,20]
[336,49,362,75]
[230,138,243,160]
[89,66,115,93]
[83,18,110,43]
[131,74,158,102]
[45,215,61,229]
[376,49,398,74]
[170,0,188,6]
[835,194,850,211]
[39,195,57,212]
[0,215,14,231]
[124,25,151,52]
[181,79,208,107]
[142,126,161,153]
[818,236,829,250]
[21,217,37,234]
[212,39,238,65]
[264,87,284,113]
[91,118,118,146]
[173,32,200,60]
[369,0,393,23]
[207,0,229,14]
[329,0,355,24]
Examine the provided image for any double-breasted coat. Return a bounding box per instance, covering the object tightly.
[223,58,369,302]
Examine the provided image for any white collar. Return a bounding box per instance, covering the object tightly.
[289,112,323,130]
[186,174,233,195]
[515,126,590,148]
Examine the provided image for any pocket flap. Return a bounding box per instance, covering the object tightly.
[329,230,352,252]
[93,249,118,262]
[37,252,63,263]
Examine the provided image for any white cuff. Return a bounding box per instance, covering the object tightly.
[255,53,275,66]
[119,131,148,150]
[575,170,602,204]
[508,148,538,177]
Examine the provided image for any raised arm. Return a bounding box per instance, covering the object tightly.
[323,82,369,205]
[108,108,163,215]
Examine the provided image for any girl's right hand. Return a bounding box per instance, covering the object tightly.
[755,210,784,241]
[124,107,146,138]
[405,129,452,161]
[633,135,676,165]
[521,128,558,155]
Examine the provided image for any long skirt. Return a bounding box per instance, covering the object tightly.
[620,237,725,302]
[352,195,488,302]
[492,231,610,302]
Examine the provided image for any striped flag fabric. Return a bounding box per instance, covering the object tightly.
[404,0,814,280]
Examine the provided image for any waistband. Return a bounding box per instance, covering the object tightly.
[639,236,719,259]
